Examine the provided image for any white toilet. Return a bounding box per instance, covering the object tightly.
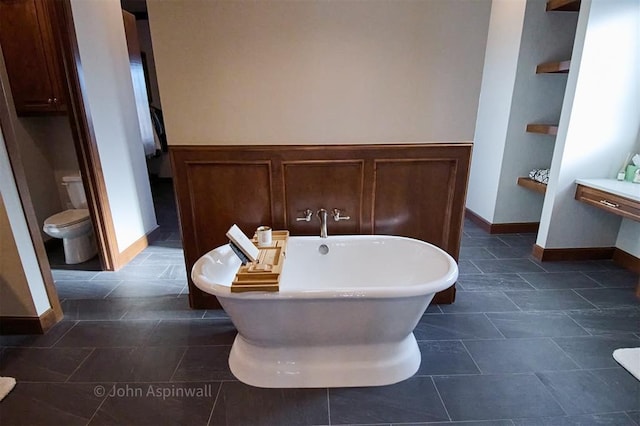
[43,175,97,264]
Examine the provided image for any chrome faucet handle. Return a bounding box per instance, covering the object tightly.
[332,208,351,221]
[296,208,314,222]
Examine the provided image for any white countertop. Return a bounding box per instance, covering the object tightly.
[575,178,640,202]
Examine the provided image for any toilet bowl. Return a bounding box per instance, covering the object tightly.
[43,209,96,264]
[43,175,97,264]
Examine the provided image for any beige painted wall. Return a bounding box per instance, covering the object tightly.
[19,117,80,215]
[0,196,37,317]
[0,40,80,240]
[12,117,74,240]
[148,0,491,145]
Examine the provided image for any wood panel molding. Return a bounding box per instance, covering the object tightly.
[0,316,44,335]
[113,225,159,270]
[39,307,62,332]
[465,209,540,234]
[465,208,492,233]
[490,222,540,234]
[612,248,640,274]
[51,0,119,270]
[532,244,616,262]
[533,244,639,277]
[171,143,472,308]
[283,160,365,235]
[0,308,59,335]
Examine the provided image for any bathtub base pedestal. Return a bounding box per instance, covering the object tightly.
[228,333,421,388]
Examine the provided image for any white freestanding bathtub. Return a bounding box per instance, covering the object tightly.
[191,235,458,388]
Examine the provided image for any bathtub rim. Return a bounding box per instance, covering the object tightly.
[192,234,458,299]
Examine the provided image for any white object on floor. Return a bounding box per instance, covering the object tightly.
[0,377,16,401]
[613,347,640,381]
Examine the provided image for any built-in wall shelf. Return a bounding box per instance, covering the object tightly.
[517,177,547,194]
[526,124,559,135]
[536,60,571,74]
[546,0,581,12]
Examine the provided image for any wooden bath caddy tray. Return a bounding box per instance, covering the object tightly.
[231,230,289,293]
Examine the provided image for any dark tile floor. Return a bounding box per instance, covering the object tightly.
[1,181,639,425]
[45,234,102,271]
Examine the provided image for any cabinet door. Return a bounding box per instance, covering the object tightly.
[37,0,65,111]
[0,0,64,114]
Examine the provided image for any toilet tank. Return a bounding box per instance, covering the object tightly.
[62,175,87,209]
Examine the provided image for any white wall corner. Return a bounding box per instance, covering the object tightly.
[616,219,640,257]
[616,133,640,257]
[493,0,578,224]
[0,129,51,316]
[538,0,640,249]
[71,0,158,251]
[467,0,527,223]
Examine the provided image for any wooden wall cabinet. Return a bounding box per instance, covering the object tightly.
[171,143,472,309]
[0,0,66,115]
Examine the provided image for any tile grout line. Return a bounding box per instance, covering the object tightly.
[48,321,80,348]
[467,259,483,274]
[206,382,223,426]
[579,271,607,288]
[118,309,129,321]
[530,370,571,417]
[482,313,507,339]
[430,375,452,422]
[624,410,639,425]
[548,338,584,371]
[85,384,110,426]
[570,288,601,310]
[561,310,596,337]
[87,272,104,282]
[516,272,538,290]
[326,387,331,425]
[499,292,524,313]
[102,280,123,299]
[459,339,485,375]
[167,346,189,382]
[499,289,524,312]
[64,347,96,383]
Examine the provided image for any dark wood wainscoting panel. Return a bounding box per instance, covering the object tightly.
[171,144,472,308]
[374,159,456,248]
[176,160,274,308]
[283,161,364,235]
[185,161,274,253]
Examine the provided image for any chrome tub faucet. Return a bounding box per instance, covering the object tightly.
[317,208,328,238]
[297,208,350,238]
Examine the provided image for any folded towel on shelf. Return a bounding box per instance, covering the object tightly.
[529,168,550,184]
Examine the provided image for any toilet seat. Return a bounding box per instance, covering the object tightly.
[44,209,90,229]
